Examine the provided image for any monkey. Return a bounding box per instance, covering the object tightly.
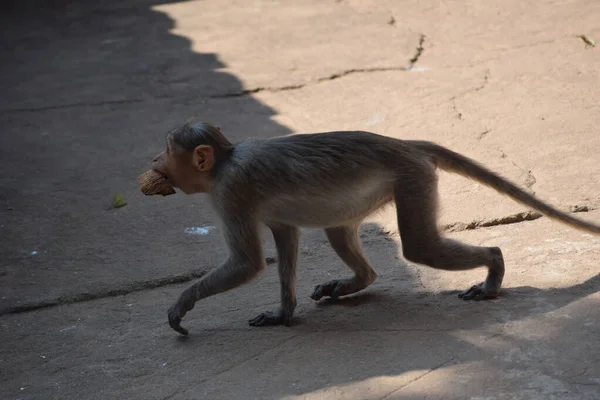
[148,121,600,335]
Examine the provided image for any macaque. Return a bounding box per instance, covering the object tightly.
[144,122,600,335]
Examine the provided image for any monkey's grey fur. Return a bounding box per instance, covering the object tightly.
[166,128,600,335]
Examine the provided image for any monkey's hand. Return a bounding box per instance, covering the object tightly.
[168,302,194,335]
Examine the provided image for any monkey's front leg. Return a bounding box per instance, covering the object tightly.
[249,225,299,327]
[168,217,265,335]
[168,257,265,334]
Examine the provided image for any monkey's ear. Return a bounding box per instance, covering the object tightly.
[193,145,214,172]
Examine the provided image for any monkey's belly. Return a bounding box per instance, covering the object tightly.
[263,184,394,228]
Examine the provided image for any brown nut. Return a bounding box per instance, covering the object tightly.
[138,169,176,196]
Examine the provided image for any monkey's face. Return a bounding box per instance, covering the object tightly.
[152,136,214,194]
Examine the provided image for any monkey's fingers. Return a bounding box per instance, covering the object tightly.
[168,309,189,335]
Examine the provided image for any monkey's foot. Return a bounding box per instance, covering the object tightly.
[458,282,500,301]
[168,306,189,335]
[248,309,290,327]
[311,279,361,301]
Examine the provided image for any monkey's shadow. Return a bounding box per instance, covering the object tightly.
[297,221,599,333]
[310,279,599,332]
[239,222,599,399]
[314,273,599,317]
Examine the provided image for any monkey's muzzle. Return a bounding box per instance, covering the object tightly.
[138,169,176,196]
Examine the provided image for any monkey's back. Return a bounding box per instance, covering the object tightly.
[216,131,425,227]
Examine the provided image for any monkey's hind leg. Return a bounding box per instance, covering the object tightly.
[394,170,505,300]
[311,225,377,301]
[249,225,299,327]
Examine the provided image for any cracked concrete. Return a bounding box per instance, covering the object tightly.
[448,69,490,121]
[1,0,600,399]
[443,211,543,232]
[211,33,427,98]
[2,257,277,315]
[211,66,412,98]
[1,269,208,315]
[477,129,491,140]
[496,148,537,193]
[406,34,426,69]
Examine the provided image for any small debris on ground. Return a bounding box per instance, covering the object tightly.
[184,226,216,235]
[570,204,590,213]
[579,35,596,47]
[110,193,128,209]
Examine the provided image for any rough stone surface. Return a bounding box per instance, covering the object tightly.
[1,1,599,399]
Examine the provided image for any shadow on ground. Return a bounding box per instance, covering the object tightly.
[0,0,292,311]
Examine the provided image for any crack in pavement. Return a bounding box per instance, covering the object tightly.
[2,257,278,316]
[210,34,428,97]
[210,66,410,98]
[477,129,491,140]
[443,211,543,232]
[497,148,537,193]
[2,35,429,111]
[3,64,414,111]
[379,356,457,399]
[449,68,490,119]
[1,269,208,316]
[405,34,426,70]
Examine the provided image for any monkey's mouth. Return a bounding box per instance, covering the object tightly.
[152,169,170,181]
[159,172,178,189]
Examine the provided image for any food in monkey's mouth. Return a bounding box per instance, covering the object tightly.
[138,169,176,196]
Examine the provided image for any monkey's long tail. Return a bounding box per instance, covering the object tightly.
[409,140,600,234]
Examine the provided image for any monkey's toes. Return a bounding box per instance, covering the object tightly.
[248,310,286,327]
[311,280,345,301]
[310,284,327,301]
[168,308,189,335]
[458,282,497,301]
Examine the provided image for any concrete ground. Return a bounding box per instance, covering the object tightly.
[1,0,599,399]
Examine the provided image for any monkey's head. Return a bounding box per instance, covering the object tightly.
[152,122,234,194]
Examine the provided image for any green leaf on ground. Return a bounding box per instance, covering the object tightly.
[111,193,128,209]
